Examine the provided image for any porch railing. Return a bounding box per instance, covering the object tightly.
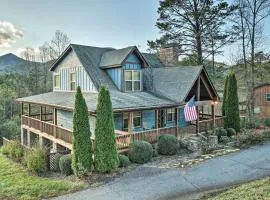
[22,115,224,152]
[22,115,72,144]
[115,126,178,151]
[198,117,224,132]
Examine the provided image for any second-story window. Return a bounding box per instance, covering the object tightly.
[54,74,60,88]
[70,72,76,91]
[125,70,141,92]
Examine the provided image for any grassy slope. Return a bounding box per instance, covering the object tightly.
[207,177,270,200]
[0,154,85,200]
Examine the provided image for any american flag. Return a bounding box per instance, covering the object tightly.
[184,96,198,122]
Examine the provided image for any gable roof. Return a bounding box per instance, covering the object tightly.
[151,66,218,102]
[50,44,118,90]
[99,46,149,68]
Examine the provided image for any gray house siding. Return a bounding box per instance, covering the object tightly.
[106,67,122,90]
[53,50,97,92]
[57,109,95,139]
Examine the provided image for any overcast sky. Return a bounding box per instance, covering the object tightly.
[1,0,270,64]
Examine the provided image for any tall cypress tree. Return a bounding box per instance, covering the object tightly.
[72,86,92,175]
[94,86,119,173]
[225,71,240,132]
[222,75,229,116]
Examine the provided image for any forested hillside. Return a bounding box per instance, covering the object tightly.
[0,31,70,143]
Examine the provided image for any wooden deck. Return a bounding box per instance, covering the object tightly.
[22,115,224,152]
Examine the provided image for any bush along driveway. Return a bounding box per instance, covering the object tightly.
[53,142,270,200]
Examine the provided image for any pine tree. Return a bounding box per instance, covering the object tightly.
[225,71,240,132]
[222,75,229,116]
[94,86,119,173]
[72,86,92,175]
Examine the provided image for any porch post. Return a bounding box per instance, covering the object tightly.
[128,112,133,134]
[21,103,24,116]
[40,106,43,131]
[53,108,57,137]
[155,109,159,141]
[176,108,179,139]
[196,77,201,135]
[211,103,216,130]
[28,104,31,125]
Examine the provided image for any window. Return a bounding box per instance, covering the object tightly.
[133,111,142,128]
[125,70,141,92]
[70,73,76,91]
[123,112,142,130]
[167,108,176,122]
[266,93,270,102]
[54,74,60,88]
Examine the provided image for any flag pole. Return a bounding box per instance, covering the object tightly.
[196,77,201,135]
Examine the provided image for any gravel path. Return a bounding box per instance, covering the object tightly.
[52,142,270,200]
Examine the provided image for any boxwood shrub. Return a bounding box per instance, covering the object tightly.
[118,154,131,168]
[59,154,73,176]
[216,128,228,142]
[128,141,153,164]
[157,134,178,155]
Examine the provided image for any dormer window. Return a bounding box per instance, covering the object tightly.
[125,70,141,92]
[54,74,60,88]
[70,72,76,91]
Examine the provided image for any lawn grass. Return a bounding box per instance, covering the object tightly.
[207,177,270,200]
[0,154,85,200]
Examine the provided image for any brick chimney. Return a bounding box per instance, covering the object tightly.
[158,44,179,66]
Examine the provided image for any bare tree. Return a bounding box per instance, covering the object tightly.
[43,30,71,60]
[244,0,270,125]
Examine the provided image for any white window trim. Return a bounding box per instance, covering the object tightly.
[53,73,60,89]
[124,70,142,92]
[266,93,270,102]
[123,111,142,130]
[166,108,176,122]
[70,72,76,91]
[133,111,142,128]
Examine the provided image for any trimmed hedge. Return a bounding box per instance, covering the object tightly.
[26,149,46,174]
[128,141,153,164]
[157,134,178,155]
[59,154,73,176]
[216,128,228,142]
[118,154,130,168]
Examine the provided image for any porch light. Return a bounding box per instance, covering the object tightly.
[212,101,218,105]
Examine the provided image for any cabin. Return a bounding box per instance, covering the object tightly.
[17,44,223,152]
[254,83,270,118]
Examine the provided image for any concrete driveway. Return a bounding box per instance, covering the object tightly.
[53,143,270,200]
